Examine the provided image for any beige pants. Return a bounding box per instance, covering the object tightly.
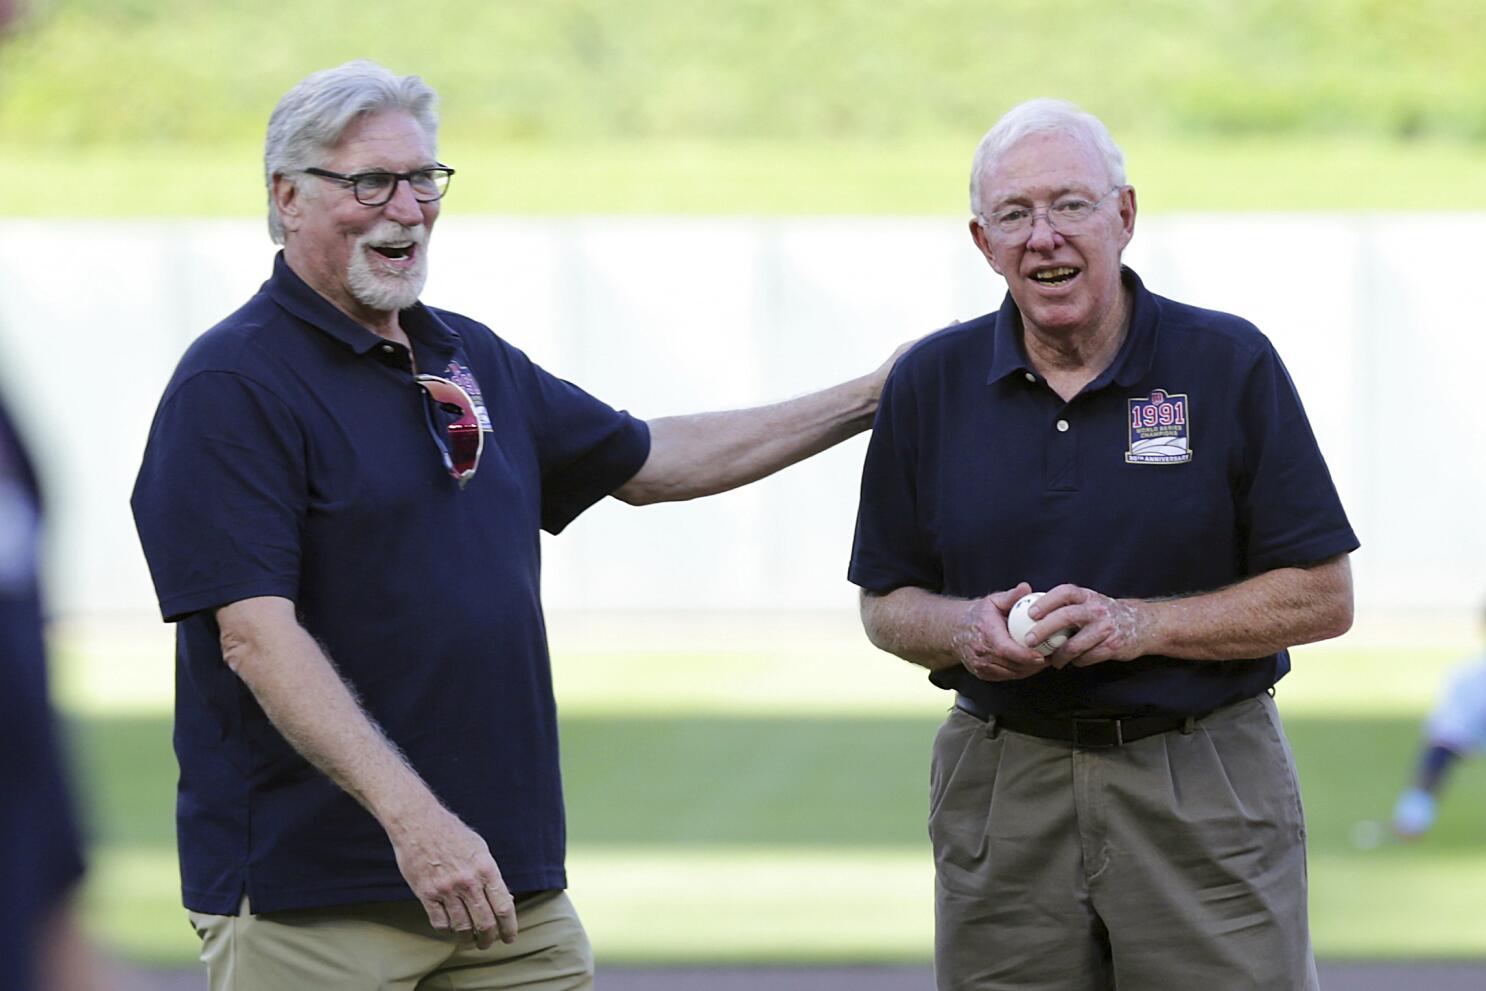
[188,889,592,991]
[930,694,1320,991]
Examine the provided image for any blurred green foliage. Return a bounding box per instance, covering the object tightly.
[1,0,1483,148]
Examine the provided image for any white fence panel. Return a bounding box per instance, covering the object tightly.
[0,214,1480,620]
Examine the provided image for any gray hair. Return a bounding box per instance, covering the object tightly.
[968,99,1126,218]
[264,60,440,244]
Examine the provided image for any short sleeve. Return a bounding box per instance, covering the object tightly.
[131,371,307,621]
[1235,344,1359,573]
[849,365,943,593]
[519,364,651,535]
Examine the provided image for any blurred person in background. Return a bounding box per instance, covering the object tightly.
[0,401,92,986]
[851,99,1357,990]
[0,403,100,990]
[2,2,106,988]
[1392,603,1486,839]
[131,59,907,990]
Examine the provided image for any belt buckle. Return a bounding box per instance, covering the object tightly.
[1071,717,1122,748]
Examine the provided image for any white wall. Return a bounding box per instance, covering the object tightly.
[0,214,1479,620]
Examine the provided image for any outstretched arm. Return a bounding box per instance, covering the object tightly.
[614,342,909,506]
[216,596,518,947]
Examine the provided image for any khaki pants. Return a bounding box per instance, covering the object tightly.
[188,889,592,991]
[930,694,1320,991]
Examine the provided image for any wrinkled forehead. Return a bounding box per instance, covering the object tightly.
[980,130,1113,206]
[322,108,437,170]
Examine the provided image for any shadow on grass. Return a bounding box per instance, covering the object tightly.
[63,709,1486,965]
[65,710,1486,851]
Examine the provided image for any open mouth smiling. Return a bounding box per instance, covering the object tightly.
[1030,266,1078,286]
[371,243,415,260]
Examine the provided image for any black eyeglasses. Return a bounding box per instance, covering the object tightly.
[416,374,483,488]
[303,165,455,207]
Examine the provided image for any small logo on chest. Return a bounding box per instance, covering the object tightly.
[1126,389,1192,464]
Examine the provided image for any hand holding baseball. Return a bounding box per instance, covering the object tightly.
[950,582,1051,682]
[1024,585,1148,667]
[1007,591,1076,657]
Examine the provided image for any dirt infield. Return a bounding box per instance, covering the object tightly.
[124,961,1486,989]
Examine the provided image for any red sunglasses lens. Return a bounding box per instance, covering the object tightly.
[416,375,483,483]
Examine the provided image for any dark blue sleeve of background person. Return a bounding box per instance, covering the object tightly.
[0,399,86,991]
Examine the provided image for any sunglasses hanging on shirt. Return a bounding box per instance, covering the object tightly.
[415,373,483,488]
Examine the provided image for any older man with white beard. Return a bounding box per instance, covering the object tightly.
[132,60,908,991]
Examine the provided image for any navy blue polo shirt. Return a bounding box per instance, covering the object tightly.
[850,268,1358,717]
[132,253,650,915]
[0,397,86,989]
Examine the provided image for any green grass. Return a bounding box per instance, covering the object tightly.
[13,135,1486,218]
[53,628,1486,966]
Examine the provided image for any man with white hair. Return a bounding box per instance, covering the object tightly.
[850,99,1358,989]
[132,60,905,989]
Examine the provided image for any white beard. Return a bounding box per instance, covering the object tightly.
[346,221,429,312]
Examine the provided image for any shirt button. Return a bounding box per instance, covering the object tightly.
[1024,372,1036,383]
[381,344,396,353]
[1056,419,1070,432]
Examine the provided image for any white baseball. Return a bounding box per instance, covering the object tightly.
[1007,592,1073,656]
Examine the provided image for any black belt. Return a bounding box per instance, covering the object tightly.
[954,694,1203,748]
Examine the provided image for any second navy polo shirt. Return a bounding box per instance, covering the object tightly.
[850,268,1359,717]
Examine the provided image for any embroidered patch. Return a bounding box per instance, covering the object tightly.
[445,360,493,432]
[1126,389,1192,464]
